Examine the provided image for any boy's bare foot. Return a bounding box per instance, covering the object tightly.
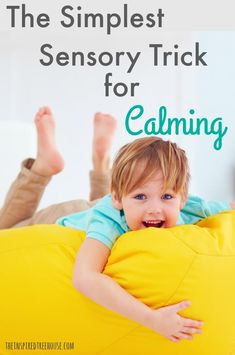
[31,106,64,177]
[92,112,117,173]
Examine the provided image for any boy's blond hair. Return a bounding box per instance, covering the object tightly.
[111,137,190,201]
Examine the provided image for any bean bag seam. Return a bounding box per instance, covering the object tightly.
[97,256,198,354]
[165,254,197,305]
[96,324,146,354]
[170,230,235,256]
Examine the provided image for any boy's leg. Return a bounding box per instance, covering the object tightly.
[0,159,51,229]
[89,112,116,201]
[14,112,117,226]
[14,198,98,227]
[0,107,64,229]
[0,111,116,228]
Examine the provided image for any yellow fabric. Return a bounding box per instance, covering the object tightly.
[0,211,235,354]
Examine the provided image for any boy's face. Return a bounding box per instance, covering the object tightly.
[112,172,185,230]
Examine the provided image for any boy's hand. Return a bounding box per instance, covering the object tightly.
[147,301,203,342]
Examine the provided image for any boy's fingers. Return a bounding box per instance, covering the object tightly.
[170,300,191,311]
[177,332,193,340]
[183,318,203,327]
[169,336,180,342]
[183,326,202,334]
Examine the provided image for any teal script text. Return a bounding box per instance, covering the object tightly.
[125,105,228,150]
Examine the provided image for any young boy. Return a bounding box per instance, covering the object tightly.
[64,137,222,342]
[65,135,233,343]
[0,107,233,342]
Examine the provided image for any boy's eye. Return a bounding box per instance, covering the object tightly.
[162,193,173,200]
[134,194,146,200]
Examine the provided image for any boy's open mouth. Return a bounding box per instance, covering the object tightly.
[143,220,164,228]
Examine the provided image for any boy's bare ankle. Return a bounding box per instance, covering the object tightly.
[32,106,64,177]
[92,156,110,174]
[92,112,116,173]
[31,157,63,177]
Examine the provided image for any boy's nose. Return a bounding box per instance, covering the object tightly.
[146,202,162,215]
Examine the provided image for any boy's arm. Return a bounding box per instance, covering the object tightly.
[230,202,235,209]
[72,238,203,342]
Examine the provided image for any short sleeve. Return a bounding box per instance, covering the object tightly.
[86,214,124,249]
[86,195,129,249]
[205,200,231,215]
[57,195,129,250]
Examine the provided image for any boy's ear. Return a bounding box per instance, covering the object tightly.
[111,190,123,210]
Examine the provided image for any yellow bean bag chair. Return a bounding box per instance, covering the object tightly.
[0,211,235,355]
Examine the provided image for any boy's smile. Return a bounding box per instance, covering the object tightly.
[112,172,185,231]
[143,220,165,228]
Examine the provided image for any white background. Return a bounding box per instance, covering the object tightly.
[0,0,235,208]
